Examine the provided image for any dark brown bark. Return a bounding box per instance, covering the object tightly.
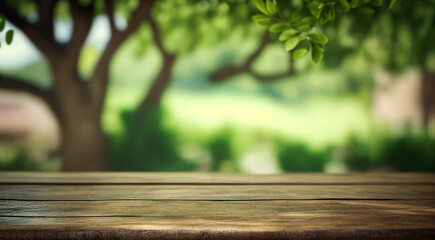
[421,71,435,130]
[51,64,108,171]
[211,31,295,83]
[58,85,108,171]
[138,54,177,111]
[91,0,154,116]
[104,0,117,33]
[136,5,177,112]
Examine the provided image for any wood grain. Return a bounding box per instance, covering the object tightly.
[0,185,434,200]
[1,172,434,184]
[0,172,434,240]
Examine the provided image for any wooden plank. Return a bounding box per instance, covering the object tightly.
[1,184,434,200]
[1,172,434,185]
[1,173,434,239]
[2,229,433,240]
[1,200,434,239]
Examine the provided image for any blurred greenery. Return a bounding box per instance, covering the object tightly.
[0,146,58,171]
[278,142,327,172]
[3,126,434,172]
[109,107,195,171]
[0,0,434,172]
[207,129,236,172]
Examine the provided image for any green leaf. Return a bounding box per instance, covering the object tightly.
[6,29,13,45]
[311,41,324,63]
[358,7,375,14]
[334,5,348,14]
[285,36,302,51]
[307,1,325,11]
[266,0,276,15]
[252,0,269,15]
[252,14,274,26]
[307,0,325,19]
[328,9,336,20]
[302,16,317,25]
[0,17,4,32]
[269,22,288,33]
[293,48,308,60]
[292,39,310,60]
[279,29,299,41]
[389,0,397,9]
[351,0,359,8]
[338,0,350,12]
[371,0,383,7]
[297,24,313,31]
[355,0,371,7]
[309,33,328,45]
[292,8,307,20]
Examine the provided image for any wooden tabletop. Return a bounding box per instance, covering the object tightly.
[0,172,434,240]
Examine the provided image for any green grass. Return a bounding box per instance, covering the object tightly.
[103,86,371,147]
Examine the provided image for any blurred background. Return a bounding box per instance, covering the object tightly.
[0,0,434,173]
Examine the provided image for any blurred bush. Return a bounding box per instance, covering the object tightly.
[276,131,435,173]
[109,107,195,171]
[0,147,58,171]
[277,142,329,172]
[207,129,237,172]
[341,131,435,172]
[2,126,434,172]
[376,132,435,172]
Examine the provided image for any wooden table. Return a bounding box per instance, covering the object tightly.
[0,172,434,239]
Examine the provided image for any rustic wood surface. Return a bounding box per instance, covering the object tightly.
[0,172,434,240]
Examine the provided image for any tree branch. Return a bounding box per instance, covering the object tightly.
[134,3,178,112]
[144,6,171,57]
[0,1,58,60]
[245,31,270,67]
[250,68,295,82]
[0,74,60,119]
[33,0,58,41]
[65,0,95,78]
[249,52,295,81]
[104,0,117,34]
[137,54,177,112]
[210,31,295,82]
[210,31,269,82]
[90,0,155,114]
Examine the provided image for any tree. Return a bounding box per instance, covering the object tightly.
[0,0,154,171]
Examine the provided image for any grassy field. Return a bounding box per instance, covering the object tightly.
[103,88,371,147]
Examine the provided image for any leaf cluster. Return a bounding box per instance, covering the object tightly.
[252,0,398,63]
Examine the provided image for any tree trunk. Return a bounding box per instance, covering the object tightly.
[421,71,435,130]
[52,67,108,171]
[61,110,108,171]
